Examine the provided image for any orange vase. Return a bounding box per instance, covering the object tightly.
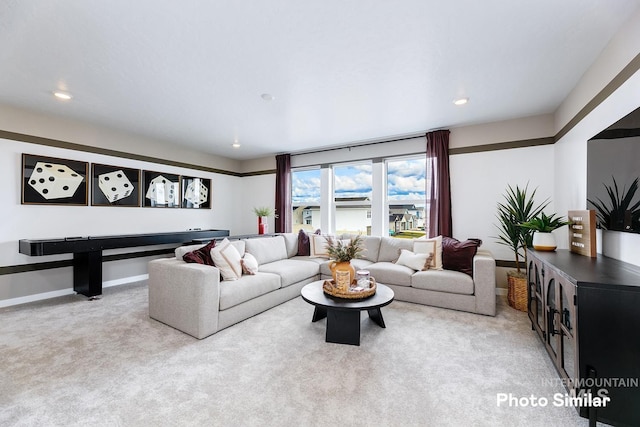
[329,261,355,289]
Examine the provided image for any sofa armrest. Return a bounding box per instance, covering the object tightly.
[148,258,221,339]
[473,249,496,316]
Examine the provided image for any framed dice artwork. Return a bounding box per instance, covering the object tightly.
[21,153,89,205]
[181,176,211,209]
[142,170,180,208]
[91,164,141,207]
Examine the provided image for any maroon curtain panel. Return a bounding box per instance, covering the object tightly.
[275,154,292,233]
[426,130,452,237]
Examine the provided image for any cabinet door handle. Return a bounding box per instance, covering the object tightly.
[548,309,561,336]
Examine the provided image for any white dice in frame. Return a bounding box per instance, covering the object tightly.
[184,179,209,207]
[28,161,84,200]
[98,170,133,203]
[146,175,178,206]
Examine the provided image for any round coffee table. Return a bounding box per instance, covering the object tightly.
[300,280,394,346]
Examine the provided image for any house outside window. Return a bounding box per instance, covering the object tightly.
[386,157,427,238]
[291,168,321,233]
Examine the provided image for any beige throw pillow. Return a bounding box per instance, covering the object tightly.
[210,238,243,281]
[241,252,259,275]
[413,235,443,270]
[395,249,430,271]
[310,235,331,258]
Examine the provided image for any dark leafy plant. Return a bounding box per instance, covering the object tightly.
[519,212,570,233]
[495,184,549,275]
[587,177,640,232]
[325,235,364,262]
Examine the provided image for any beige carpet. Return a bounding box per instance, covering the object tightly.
[1,282,604,426]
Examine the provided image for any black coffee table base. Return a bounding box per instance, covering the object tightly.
[311,306,386,346]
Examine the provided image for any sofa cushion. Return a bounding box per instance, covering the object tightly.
[411,269,474,295]
[442,237,482,276]
[210,238,243,281]
[241,252,259,275]
[413,235,443,270]
[244,236,288,265]
[341,234,381,262]
[219,272,281,310]
[182,240,216,266]
[395,249,430,271]
[280,233,299,258]
[377,237,414,262]
[258,259,320,288]
[366,262,414,287]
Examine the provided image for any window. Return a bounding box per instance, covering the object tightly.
[291,168,321,233]
[290,155,427,237]
[333,162,372,235]
[386,157,426,238]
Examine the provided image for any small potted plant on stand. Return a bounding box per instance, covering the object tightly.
[495,184,548,311]
[519,212,570,251]
[253,207,277,234]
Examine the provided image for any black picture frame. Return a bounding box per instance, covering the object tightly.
[181,176,211,209]
[142,170,181,208]
[21,153,89,205]
[91,164,140,207]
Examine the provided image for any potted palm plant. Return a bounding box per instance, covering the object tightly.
[519,212,570,251]
[495,184,548,311]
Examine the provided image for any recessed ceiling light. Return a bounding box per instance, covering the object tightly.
[231,142,241,148]
[261,93,275,101]
[53,91,73,100]
[453,97,469,106]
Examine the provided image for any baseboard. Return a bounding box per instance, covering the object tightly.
[0,274,149,308]
[496,288,507,296]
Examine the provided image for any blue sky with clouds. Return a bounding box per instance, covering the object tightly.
[292,158,426,204]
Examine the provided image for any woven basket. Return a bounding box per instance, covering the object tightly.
[507,274,528,312]
[323,278,376,300]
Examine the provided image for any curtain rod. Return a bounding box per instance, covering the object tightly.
[288,131,429,157]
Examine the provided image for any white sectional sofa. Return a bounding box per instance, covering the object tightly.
[148,233,496,339]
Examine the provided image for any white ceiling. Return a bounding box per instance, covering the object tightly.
[1,1,639,160]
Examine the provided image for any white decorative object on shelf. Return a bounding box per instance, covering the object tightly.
[184,179,208,206]
[28,161,84,200]
[98,170,133,202]
[146,175,177,205]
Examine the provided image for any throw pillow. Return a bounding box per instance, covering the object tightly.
[210,238,243,281]
[297,229,321,256]
[395,249,430,271]
[413,235,443,270]
[241,252,259,275]
[442,237,482,276]
[310,234,331,258]
[297,229,311,256]
[182,240,216,266]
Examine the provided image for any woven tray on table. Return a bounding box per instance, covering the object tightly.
[322,278,377,300]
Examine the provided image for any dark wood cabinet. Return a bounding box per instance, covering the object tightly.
[527,249,640,427]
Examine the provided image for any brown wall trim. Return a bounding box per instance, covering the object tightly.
[0,129,242,177]
[0,248,174,276]
[555,51,640,142]
[239,169,276,177]
[449,137,555,155]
